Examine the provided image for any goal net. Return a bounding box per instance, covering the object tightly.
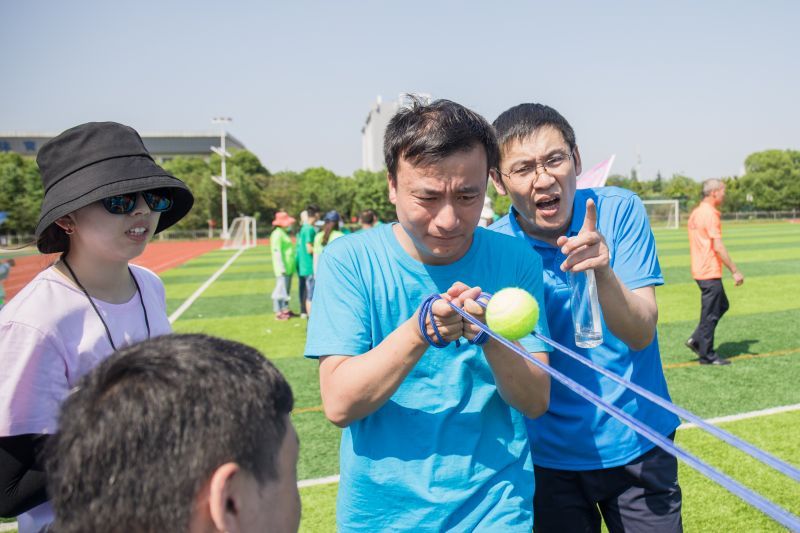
[222,216,258,250]
[643,200,680,230]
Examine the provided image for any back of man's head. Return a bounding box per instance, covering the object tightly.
[47,334,297,533]
[383,96,499,179]
[306,204,320,219]
[359,209,377,226]
[702,178,725,197]
[493,103,577,155]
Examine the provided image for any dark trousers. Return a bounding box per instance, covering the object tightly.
[691,279,729,358]
[534,437,683,533]
[298,275,308,314]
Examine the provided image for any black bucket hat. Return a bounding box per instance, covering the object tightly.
[35,121,194,249]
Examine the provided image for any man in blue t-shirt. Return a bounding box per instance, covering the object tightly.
[305,98,552,532]
[489,103,683,533]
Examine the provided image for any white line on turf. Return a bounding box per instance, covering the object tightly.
[168,248,246,324]
[298,475,341,488]
[296,403,800,488]
[677,403,800,430]
[0,523,17,532]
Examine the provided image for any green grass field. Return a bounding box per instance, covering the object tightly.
[158,221,800,532]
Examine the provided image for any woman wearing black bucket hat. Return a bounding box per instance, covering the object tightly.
[0,122,193,532]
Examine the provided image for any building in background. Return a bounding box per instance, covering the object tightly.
[361,93,431,172]
[361,96,399,172]
[0,131,246,163]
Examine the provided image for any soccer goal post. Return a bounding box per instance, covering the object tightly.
[222,216,258,250]
[642,200,680,230]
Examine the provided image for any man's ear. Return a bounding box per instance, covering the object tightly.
[208,462,242,533]
[387,173,398,205]
[573,145,583,176]
[489,168,507,196]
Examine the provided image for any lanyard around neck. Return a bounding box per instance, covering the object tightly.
[61,257,151,352]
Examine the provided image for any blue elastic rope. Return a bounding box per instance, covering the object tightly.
[534,332,800,484]
[446,301,800,532]
[418,294,449,348]
[470,292,800,483]
[467,292,494,346]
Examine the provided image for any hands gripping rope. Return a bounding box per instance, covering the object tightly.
[418,293,490,348]
[417,289,800,531]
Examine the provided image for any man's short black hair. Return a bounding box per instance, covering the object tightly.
[46,334,294,533]
[384,96,499,178]
[306,204,320,217]
[359,209,377,225]
[492,103,576,155]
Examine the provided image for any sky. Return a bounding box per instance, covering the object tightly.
[2,0,798,181]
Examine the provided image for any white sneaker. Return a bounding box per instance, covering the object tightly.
[300,313,308,319]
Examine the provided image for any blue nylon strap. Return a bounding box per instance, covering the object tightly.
[470,291,800,483]
[419,292,496,349]
[535,332,800,484]
[418,294,449,348]
[467,292,494,346]
[446,300,800,532]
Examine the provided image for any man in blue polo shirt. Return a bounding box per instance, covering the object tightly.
[489,103,682,533]
[305,98,552,531]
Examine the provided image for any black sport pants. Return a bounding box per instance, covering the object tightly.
[691,279,729,358]
[533,436,683,533]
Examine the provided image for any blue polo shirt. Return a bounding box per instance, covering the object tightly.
[305,223,551,532]
[490,187,680,470]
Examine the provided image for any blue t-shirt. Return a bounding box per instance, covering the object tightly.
[490,187,680,470]
[305,223,551,532]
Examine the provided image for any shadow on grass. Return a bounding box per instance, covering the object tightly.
[717,339,759,358]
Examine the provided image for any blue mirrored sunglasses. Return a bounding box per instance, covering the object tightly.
[101,189,173,215]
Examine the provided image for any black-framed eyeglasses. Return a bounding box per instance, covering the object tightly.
[497,150,574,183]
[101,189,173,215]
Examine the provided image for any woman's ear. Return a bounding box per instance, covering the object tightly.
[55,215,76,235]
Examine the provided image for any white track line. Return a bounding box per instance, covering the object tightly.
[298,475,341,488]
[168,248,245,324]
[296,403,800,489]
[678,403,800,430]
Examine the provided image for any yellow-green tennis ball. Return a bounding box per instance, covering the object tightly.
[485,288,539,341]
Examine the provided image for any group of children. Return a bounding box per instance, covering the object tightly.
[269,206,379,321]
[1,97,684,533]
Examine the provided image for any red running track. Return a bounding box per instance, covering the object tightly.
[3,240,223,302]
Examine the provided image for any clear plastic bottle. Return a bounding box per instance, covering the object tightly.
[568,269,603,348]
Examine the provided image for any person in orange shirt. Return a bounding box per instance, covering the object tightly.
[685,179,744,365]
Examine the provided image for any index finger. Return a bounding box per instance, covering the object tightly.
[454,286,482,307]
[581,198,597,233]
[432,298,459,318]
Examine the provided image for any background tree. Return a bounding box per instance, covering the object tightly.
[0,153,43,235]
[224,150,271,223]
[606,174,645,196]
[662,174,701,209]
[161,157,216,229]
[351,169,395,222]
[737,149,800,211]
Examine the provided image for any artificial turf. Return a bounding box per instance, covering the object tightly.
[160,220,800,532]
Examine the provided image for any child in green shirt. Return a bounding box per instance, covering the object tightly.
[270,211,297,320]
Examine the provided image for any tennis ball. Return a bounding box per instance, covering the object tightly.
[485,288,539,341]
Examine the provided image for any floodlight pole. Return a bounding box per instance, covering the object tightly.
[212,117,232,238]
